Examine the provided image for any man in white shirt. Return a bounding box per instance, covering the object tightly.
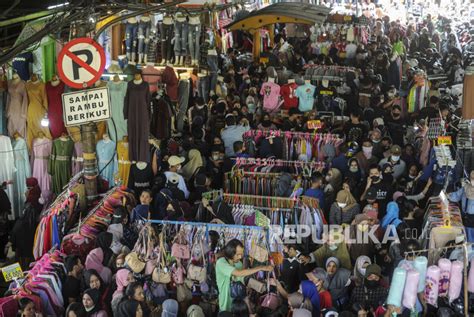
[164,155,190,199]
[221,114,250,157]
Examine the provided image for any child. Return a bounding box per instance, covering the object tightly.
[304,172,325,211]
[131,190,153,224]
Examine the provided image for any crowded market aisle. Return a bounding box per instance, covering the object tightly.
[0,0,474,316]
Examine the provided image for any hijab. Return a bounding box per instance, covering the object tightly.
[335,189,357,212]
[113,269,131,298]
[85,248,112,285]
[83,288,101,316]
[326,257,351,300]
[181,149,204,181]
[381,201,402,230]
[353,256,372,281]
[96,232,113,266]
[83,269,103,292]
[117,299,139,317]
[300,280,320,317]
[327,168,342,192]
[162,299,179,317]
[293,309,313,317]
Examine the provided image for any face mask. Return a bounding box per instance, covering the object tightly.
[85,306,95,312]
[391,155,400,162]
[245,79,251,84]
[365,279,379,289]
[359,268,366,276]
[349,166,359,173]
[371,175,380,182]
[371,138,380,144]
[325,175,331,182]
[212,154,219,161]
[337,202,347,208]
[329,244,338,251]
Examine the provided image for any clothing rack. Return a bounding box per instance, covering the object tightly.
[243,130,342,142]
[232,157,326,169]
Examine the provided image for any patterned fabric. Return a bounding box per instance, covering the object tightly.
[427,117,445,140]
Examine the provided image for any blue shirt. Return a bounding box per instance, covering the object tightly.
[295,83,316,112]
[12,52,33,81]
[304,188,325,210]
[221,124,250,157]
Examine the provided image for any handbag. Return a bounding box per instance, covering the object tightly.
[260,272,281,310]
[187,241,207,283]
[177,284,192,302]
[230,280,246,299]
[249,242,268,263]
[171,230,191,259]
[126,252,146,273]
[152,233,171,284]
[172,264,185,285]
[247,278,266,293]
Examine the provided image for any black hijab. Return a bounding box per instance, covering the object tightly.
[82,288,101,316]
[96,232,113,267]
[117,299,139,317]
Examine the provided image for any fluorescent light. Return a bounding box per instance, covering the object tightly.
[47,2,69,10]
[41,115,49,127]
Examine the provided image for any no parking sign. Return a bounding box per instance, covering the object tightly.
[57,38,105,89]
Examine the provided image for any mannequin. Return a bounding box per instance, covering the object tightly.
[138,14,152,64]
[126,17,138,62]
[280,78,298,110]
[107,60,122,74]
[0,135,14,217]
[160,15,174,65]
[124,72,151,162]
[46,74,66,138]
[12,133,31,217]
[97,133,117,186]
[7,73,28,138]
[107,74,127,142]
[26,73,52,150]
[117,135,131,185]
[177,72,191,132]
[260,77,281,113]
[188,14,201,66]
[32,132,52,204]
[50,134,74,195]
[128,161,153,196]
[174,12,188,66]
[197,70,210,103]
[295,79,316,112]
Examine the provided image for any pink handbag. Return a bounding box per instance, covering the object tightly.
[171,230,190,259]
[172,264,185,285]
[260,272,281,310]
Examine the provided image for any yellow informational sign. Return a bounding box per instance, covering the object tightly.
[259,57,269,64]
[2,262,23,282]
[438,136,452,145]
[307,120,322,130]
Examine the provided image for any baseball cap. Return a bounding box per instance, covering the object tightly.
[390,145,401,155]
[168,155,185,167]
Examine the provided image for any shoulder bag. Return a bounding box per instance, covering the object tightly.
[152,232,172,284]
[171,229,191,259]
[187,241,207,283]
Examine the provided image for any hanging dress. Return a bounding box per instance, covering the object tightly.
[26,81,52,149]
[46,81,66,139]
[0,135,15,217]
[97,139,117,186]
[106,81,128,142]
[117,140,131,186]
[6,80,28,138]
[0,77,7,135]
[32,137,52,204]
[12,137,31,217]
[72,142,84,175]
[48,137,74,195]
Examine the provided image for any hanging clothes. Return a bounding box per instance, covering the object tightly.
[117,139,131,186]
[48,137,74,195]
[72,142,84,175]
[26,81,52,150]
[150,94,173,140]
[123,80,151,163]
[107,80,128,142]
[0,136,14,218]
[12,137,31,217]
[32,137,52,204]
[97,139,117,186]
[46,81,67,139]
[6,79,28,138]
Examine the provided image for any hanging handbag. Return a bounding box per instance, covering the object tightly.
[125,252,146,274]
[249,241,268,263]
[152,233,171,284]
[171,229,191,259]
[187,241,207,283]
[247,278,266,293]
[172,263,185,285]
[260,272,281,310]
[177,284,192,302]
[230,279,246,299]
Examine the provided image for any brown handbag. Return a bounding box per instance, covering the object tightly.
[247,278,266,293]
[187,241,207,283]
[152,232,171,284]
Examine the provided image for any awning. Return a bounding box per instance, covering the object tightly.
[225,2,331,31]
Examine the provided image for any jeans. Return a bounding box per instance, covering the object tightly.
[207,54,218,92]
[125,22,138,55]
[188,23,201,60]
[160,23,174,62]
[197,75,209,104]
[118,55,128,69]
[97,30,111,69]
[177,79,190,132]
[174,21,189,57]
[138,21,151,54]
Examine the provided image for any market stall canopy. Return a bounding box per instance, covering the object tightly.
[225,2,331,31]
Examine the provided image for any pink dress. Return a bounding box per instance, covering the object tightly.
[72,142,84,175]
[32,138,52,203]
[260,82,281,113]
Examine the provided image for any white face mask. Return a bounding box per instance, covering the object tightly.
[363,146,373,155]
[371,139,381,144]
[329,245,338,251]
[391,155,400,162]
[337,202,347,208]
[359,268,366,276]
[245,79,251,84]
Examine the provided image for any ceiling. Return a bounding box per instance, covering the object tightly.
[0,0,60,20]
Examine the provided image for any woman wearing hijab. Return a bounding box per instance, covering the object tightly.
[306,268,332,311]
[25,177,42,213]
[85,245,113,285]
[325,257,351,311]
[10,202,39,269]
[299,280,320,317]
[96,232,114,268]
[117,300,143,317]
[162,299,179,317]
[348,214,376,262]
[181,149,204,182]
[328,189,360,225]
[82,270,111,315]
[111,269,135,316]
[381,200,403,231]
[324,168,343,212]
[352,256,372,287]
[81,288,107,317]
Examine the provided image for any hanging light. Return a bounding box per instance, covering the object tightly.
[41,114,49,127]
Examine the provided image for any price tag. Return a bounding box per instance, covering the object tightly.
[319,90,334,96]
[2,262,23,282]
[437,136,452,145]
[259,57,269,64]
[307,120,322,130]
[343,15,352,22]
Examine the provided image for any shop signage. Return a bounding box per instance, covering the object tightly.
[62,87,111,127]
[57,37,106,89]
[437,136,452,145]
[307,120,322,130]
[1,262,23,282]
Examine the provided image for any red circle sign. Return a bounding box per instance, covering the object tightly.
[57,37,106,89]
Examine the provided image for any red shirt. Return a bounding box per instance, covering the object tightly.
[319,290,333,310]
[280,82,299,109]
